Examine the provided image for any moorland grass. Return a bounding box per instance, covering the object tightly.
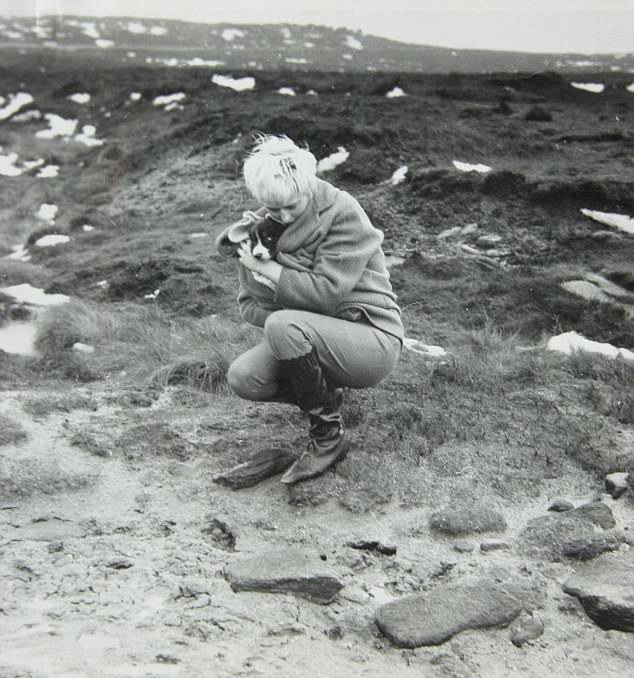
[33,299,261,391]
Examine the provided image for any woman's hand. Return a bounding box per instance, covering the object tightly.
[237,240,283,286]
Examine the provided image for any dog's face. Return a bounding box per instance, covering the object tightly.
[249,217,287,261]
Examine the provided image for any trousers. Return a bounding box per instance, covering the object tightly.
[227,309,401,401]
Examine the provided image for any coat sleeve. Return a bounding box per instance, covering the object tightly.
[237,265,281,327]
[274,194,381,315]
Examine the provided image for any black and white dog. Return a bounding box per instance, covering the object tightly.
[219,211,287,290]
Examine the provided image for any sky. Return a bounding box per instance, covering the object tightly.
[2,0,634,54]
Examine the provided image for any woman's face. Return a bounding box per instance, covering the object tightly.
[264,194,311,225]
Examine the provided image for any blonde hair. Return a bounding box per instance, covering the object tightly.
[243,134,317,205]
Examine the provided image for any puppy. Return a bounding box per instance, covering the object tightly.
[218,212,287,290]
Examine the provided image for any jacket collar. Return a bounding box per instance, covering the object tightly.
[311,178,340,213]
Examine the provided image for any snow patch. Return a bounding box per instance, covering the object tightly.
[571,82,605,93]
[186,58,224,67]
[11,109,41,122]
[37,165,59,178]
[129,92,142,101]
[627,83,634,93]
[37,203,58,222]
[581,208,634,235]
[36,113,78,139]
[317,147,350,172]
[6,245,31,262]
[386,87,406,98]
[390,166,408,185]
[68,93,91,104]
[80,22,100,39]
[150,26,168,36]
[0,283,69,307]
[285,57,308,64]
[212,74,255,91]
[74,125,105,147]
[0,151,22,176]
[35,234,69,247]
[126,21,147,34]
[0,92,34,121]
[222,28,244,42]
[345,35,363,50]
[95,39,114,49]
[453,160,492,173]
[277,87,296,96]
[153,92,186,107]
[547,331,634,364]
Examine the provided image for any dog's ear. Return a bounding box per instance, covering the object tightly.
[216,211,263,258]
[228,211,262,243]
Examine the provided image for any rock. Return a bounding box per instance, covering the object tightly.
[201,517,236,551]
[429,504,507,536]
[560,535,622,560]
[453,540,477,553]
[225,548,343,604]
[346,539,397,556]
[437,226,462,240]
[476,234,502,248]
[510,611,544,646]
[461,223,478,235]
[548,498,574,512]
[605,472,630,499]
[524,105,553,122]
[573,501,616,529]
[375,573,540,647]
[561,280,613,305]
[563,551,634,632]
[480,539,511,553]
[584,273,634,301]
[518,502,621,561]
[213,447,299,489]
[591,230,622,242]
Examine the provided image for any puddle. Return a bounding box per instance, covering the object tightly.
[0,318,39,355]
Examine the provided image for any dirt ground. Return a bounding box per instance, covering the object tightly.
[1,52,634,677]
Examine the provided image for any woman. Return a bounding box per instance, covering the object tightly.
[216,134,404,485]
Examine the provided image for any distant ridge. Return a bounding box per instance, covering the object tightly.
[1,15,632,73]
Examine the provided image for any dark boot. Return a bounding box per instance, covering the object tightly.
[277,349,348,485]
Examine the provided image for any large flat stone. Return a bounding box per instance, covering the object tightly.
[563,551,634,632]
[225,548,343,604]
[518,502,621,561]
[375,575,539,647]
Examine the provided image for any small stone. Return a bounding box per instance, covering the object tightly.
[461,223,478,235]
[346,539,397,556]
[476,234,502,248]
[72,342,95,354]
[225,548,343,604]
[480,539,511,552]
[437,226,462,240]
[510,611,544,646]
[429,504,507,536]
[375,573,540,648]
[548,498,574,512]
[453,540,476,553]
[105,558,133,569]
[605,472,630,499]
[563,551,634,632]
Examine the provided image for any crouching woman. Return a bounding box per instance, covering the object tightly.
[215,134,404,484]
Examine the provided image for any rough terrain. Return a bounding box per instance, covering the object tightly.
[1,47,634,677]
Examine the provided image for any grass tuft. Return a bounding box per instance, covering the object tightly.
[33,299,261,390]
